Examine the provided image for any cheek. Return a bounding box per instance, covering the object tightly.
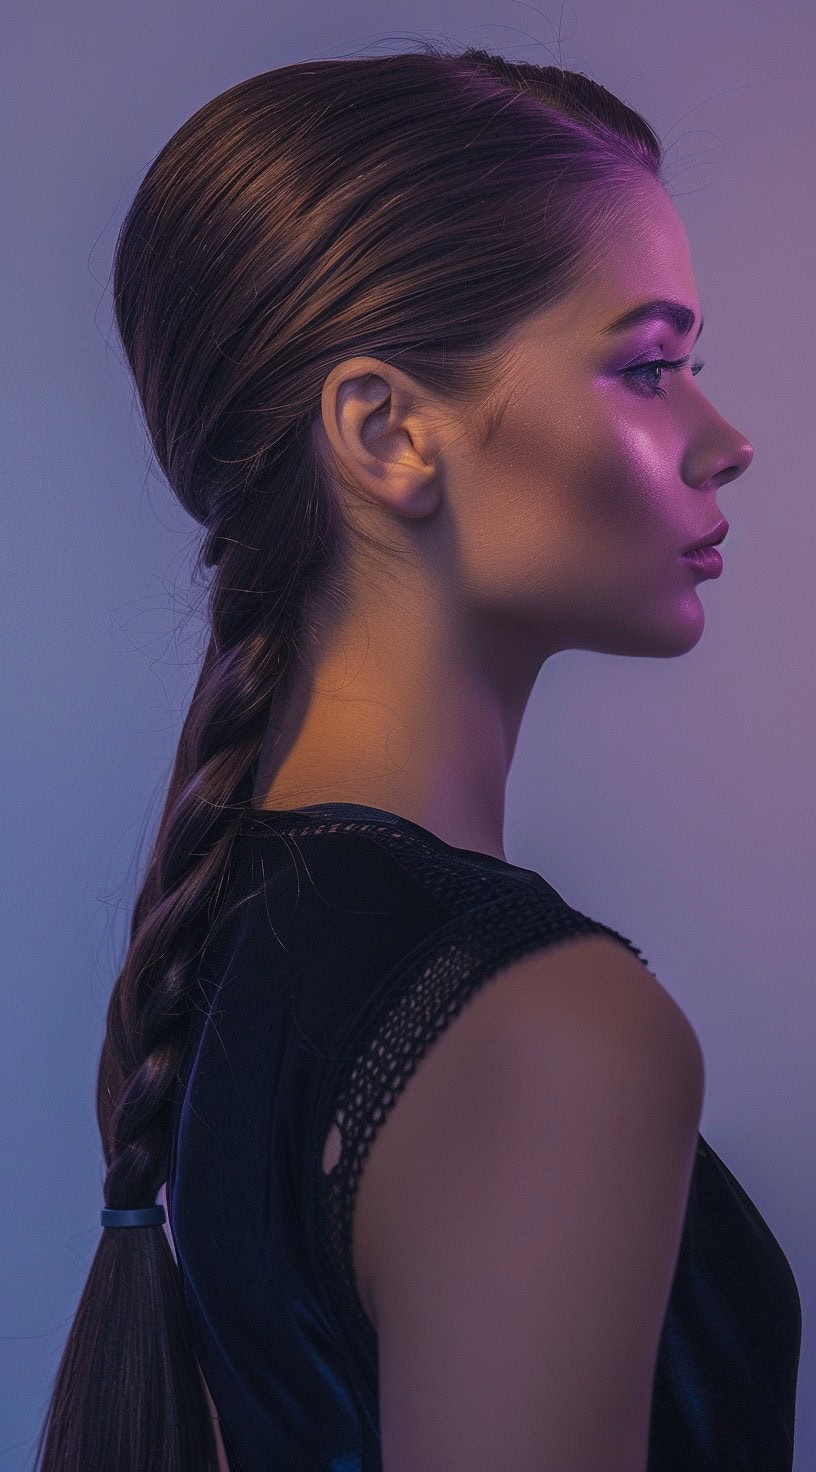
[472,389,596,539]
[598,404,690,520]
[537,394,657,540]
[460,386,677,615]
[573,418,688,576]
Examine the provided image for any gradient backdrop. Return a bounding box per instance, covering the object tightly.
[4,0,814,1466]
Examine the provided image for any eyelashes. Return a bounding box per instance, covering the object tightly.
[623,355,706,401]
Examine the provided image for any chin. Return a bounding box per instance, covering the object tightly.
[574,601,707,659]
[630,603,708,659]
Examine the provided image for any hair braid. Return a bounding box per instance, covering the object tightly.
[98,438,339,1152]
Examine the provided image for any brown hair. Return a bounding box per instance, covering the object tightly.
[33,41,665,1472]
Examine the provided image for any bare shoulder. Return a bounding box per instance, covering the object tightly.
[359,932,704,1171]
[351,931,705,1472]
[480,931,705,1098]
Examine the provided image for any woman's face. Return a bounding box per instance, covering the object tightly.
[448,176,754,664]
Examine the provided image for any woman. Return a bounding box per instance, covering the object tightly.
[34,43,801,1472]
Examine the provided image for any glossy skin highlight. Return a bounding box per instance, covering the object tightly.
[252,178,754,860]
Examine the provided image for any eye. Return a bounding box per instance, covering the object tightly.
[623,355,706,401]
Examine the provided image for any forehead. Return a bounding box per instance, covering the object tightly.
[521,181,701,347]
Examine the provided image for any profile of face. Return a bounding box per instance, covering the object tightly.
[316,175,754,676]
[255,176,755,825]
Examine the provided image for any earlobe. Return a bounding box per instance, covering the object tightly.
[394,467,442,519]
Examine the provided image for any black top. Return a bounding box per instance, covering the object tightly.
[166,802,802,1472]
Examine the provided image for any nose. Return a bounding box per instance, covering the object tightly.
[711,436,754,490]
[732,439,754,476]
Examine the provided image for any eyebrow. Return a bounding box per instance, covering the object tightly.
[601,298,705,343]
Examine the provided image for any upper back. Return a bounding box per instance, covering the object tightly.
[353,932,704,1472]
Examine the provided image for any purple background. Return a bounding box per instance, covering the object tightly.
[4,1,814,1465]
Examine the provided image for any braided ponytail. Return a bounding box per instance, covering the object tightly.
[32,40,664,1472]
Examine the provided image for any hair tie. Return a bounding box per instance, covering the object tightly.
[101,1205,166,1228]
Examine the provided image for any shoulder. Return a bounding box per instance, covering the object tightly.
[406,931,704,1127]
[353,930,704,1320]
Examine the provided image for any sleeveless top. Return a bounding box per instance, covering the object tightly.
[165,802,802,1472]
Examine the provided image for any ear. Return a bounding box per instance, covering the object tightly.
[316,358,442,520]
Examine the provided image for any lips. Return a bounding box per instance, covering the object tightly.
[683,518,729,554]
